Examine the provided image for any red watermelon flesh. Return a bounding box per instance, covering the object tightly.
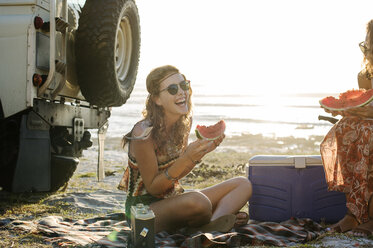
[319,89,373,111]
[195,120,226,140]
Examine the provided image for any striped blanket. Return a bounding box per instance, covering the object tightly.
[0,213,324,247]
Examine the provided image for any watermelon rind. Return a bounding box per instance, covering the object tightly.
[319,89,373,111]
[195,129,204,139]
[195,129,221,140]
[195,120,226,141]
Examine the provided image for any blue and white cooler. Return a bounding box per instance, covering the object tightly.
[246,155,347,223]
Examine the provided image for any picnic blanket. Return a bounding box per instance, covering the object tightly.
[0,213,324,247]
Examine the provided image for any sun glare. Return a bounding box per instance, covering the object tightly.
[134,0,373,95]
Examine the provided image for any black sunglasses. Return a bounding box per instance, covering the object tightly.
[159,80,190,95]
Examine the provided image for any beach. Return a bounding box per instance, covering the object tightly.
[1,85,372,247]
[2,133,373,247]
[48,134,373,248]
[0,88,371,247]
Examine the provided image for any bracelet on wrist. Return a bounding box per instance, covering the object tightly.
[164,167,178,182]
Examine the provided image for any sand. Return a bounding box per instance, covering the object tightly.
[2,133,373,247]
[63,133,373,247]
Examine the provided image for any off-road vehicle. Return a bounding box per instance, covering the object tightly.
[0,0,140,192]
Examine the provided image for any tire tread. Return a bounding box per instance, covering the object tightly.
[76,0,140,107]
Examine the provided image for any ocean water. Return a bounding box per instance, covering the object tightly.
[104,84,337,140]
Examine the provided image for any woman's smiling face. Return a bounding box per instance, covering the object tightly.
[155,73,190,118]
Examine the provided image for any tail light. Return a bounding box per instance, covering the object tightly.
[34,16,44,29]
[32,74,42,86]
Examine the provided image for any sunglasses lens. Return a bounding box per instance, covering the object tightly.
[162,81,190,95]
[167,84,179,95]
[180,81,190,91]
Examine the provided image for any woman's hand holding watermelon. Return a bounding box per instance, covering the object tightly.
[321,104,373,118]
[344,104,373,118]
[184,139,211,165]
[321,106,344,117]
[184,134,225,167]
[185,120,226,164]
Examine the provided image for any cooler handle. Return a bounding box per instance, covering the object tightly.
[295,157,306,168]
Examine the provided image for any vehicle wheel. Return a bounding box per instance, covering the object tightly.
[0,117,79,193]
[76,0,140,107]
[49,126,80,192]
[50,154,79,192]
[0,116,21,191]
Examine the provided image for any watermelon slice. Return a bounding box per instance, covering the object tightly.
[319,89,373,111]
[195,120,226,140]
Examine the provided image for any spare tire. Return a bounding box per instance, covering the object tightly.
[76,0,140,107]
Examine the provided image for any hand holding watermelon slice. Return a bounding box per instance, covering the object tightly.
[342,100,373,118]
[183,120,226,167]
[195,120,226,140]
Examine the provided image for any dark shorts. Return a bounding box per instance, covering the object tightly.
[125,194,162,222]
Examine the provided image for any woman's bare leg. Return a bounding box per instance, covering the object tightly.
[149,191,212,233]
[200,176,252,221]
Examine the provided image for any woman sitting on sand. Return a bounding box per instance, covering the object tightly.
[118,65,252,233]
[320,19,373,237]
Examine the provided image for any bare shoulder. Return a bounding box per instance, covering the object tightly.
[131,120,153,140]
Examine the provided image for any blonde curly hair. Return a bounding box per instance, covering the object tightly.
[137,65,193,154]
[362,19,373,77]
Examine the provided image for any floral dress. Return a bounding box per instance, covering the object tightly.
[118,121,184,219]
[320,116,373,223]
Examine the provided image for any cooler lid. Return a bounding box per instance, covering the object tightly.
[248,155,322,168]
[131,204,155,220]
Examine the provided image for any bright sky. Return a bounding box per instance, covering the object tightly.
[135,0,373,95]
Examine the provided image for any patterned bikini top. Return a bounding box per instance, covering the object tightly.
[117,121,184,198]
